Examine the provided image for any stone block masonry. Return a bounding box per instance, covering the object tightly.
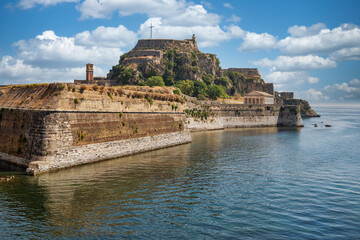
[185,104,303,131]
[0,108,191,175]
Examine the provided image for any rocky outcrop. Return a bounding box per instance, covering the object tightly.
[284,99,320,117]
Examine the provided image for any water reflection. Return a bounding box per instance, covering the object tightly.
[1,117,360,239]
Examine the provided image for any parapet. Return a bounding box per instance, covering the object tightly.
[127,49,163,59]
[133,39,199,52]
[226,68,261,78]
[279,92,294,100]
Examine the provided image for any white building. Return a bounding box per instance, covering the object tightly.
[244,91,275,105]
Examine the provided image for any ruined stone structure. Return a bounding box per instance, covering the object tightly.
[226,68,262,83]
[279,92,294,100]
[265,83,274,95]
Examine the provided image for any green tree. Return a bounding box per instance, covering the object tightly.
[202,74,214,86]
[177,80,194,96]
[194,81,208,97]
[118,68,135,85]
[215,76,229,87]
[207,85,227,100]
[163,69,175,86]
[145,76,165,87]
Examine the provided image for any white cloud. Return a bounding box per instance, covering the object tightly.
[252,55,336,71]
[164,5,220,27]
[350,78,360,86]
[138,18,244,47]
[308,77,319,84]
[298,89,330,102]
[239,32,277,51]
[278,24,360,55]
[226,14,241,23]
[77,0,187,19]
[18,0,78,9]
[324,79,360,100]
[264,71,320,91]
[14,30,123,68]
[329,47,360,61]
[223,3,233,9]
[287,23,326,38]
[75,25,137,48]
[0,55,107,85]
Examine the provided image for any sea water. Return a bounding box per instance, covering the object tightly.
[0,105,360,239]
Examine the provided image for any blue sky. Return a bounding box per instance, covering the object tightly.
[0,0,359,104]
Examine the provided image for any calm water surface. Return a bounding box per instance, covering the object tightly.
[1,106,360,239]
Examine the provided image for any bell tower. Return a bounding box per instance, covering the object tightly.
[86,63,94,81]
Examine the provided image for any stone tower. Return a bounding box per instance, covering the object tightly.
[192,34,196,42]
[86,63,94,81]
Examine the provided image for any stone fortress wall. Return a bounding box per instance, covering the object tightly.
[185,104,303,132]
[134,39,198,52]
[0,108,190,175]
[127,50,163,59]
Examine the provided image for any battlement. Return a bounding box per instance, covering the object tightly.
[127,49,163,59]
[133,39,198,52]
[226,68,261,78]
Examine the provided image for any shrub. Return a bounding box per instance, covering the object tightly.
[58,84,65,90]
[147,97,153,105]
[117,88,125,96]
[77,131,86,141]
[93,84,99,91]
[72,87,76,92]
[145,76,165,87]
[80,85,86,93]
[173,89,180,95]
[177,80,194,96]
[74,98,79,104]
[119,112,123,118]
[206,85,227,100]
[108,92,113,99]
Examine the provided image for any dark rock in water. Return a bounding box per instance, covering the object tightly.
[314,124,318,127]
[325,125,332,127]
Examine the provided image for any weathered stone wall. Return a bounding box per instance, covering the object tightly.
[185,104,303,131]
[277,105,304,127]
[0,109,190,174]
[226,68,261,78]
[280,92,294,100]
[27,131,191,175]
[265,83,274,95]
[127,50,163,58]
[134,39,198,52]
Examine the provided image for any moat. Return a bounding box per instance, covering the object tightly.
[1,105,359,239]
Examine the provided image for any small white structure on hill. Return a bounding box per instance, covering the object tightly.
[244,91,275,105]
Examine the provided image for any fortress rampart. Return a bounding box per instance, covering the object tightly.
[185,104,303,132]
[127,50,163,59]
[134,39,198,52]
[0,108,190,175]
[0,84,303,174]
[226,68,261,78]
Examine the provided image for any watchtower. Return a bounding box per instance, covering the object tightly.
[86,63,94,81]
[192,34,196,42]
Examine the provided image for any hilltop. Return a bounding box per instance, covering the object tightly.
[107,36,272,100]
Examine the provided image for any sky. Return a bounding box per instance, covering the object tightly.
[0,0,359,104]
